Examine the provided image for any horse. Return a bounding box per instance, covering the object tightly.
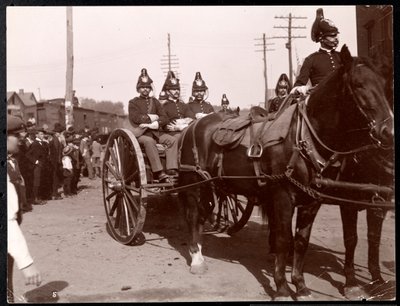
[177,44,393,301]
[336,53,394,299]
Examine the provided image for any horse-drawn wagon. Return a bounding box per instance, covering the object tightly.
[101,45,394,300]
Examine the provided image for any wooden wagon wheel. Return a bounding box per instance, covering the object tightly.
[102,129,147,245]
[213,193,254,235]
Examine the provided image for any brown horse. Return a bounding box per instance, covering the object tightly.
[177,45,393,300]
[337,53,394,299]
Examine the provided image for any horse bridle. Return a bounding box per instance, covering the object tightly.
[346,64,393,149]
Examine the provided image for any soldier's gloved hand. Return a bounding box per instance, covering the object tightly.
[195,113,208,119]
[176,123,188,131]
[146,121,159,130]
[148,114,159,122]
[290,85,309,96]
[166,123,178,132]
[139,123,149,128]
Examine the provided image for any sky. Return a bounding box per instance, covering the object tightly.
[7,6,358,111]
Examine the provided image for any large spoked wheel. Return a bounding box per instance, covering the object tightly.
[213,194,254,235]
[102,129,147,245]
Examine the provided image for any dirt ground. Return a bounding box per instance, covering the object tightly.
[10,177,396,303]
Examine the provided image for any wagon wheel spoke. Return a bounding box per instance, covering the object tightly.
[105,161,120,180]
[114,138,123,178]
[108,147,121,178]
[125,170,139,184]
[114,194,122,229]
[121,196,131,237]
[228,198,239,224]
[123,187,140,212]
[117,136,127,178]
[123,193,137,228]
[236,201,245,213]
[109,193,120,216]
[105,190,118,202]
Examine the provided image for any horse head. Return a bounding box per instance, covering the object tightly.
[340,44,394,148]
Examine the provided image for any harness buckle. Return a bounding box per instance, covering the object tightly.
[247,143,263,158]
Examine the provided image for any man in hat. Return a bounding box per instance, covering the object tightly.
[162,71,195,135]
[7,116,31,214]
[220,94,230,112]
[128,68,179,181]
[49,123,64,199]
[291,8,341,95]
[25,128,48,205]
[7,116,42,302]
[187,72,215,119]
[268,73,291,113]
[80,132,95,180]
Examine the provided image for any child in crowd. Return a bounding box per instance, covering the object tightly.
[62,146,74,197]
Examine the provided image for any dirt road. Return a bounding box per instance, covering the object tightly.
[11,177,395,302]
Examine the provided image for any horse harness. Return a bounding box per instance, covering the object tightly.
[176,100,392,209]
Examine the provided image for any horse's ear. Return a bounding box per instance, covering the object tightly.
[340,44,353,68]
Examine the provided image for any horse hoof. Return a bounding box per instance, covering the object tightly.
[190,263,208,275]
[296,294,313,301]
[273,295,293,302]
[344,286,370,300]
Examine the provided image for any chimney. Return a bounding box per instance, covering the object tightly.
[19,89,24,95]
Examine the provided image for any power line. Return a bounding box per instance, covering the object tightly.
[254,33,275,109]
[272,13,307,85]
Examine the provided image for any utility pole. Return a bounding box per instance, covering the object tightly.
[37,88,42,101]
[254,33,275,109]
[65,6,74,127]
[161,33,180,77]
[273,13,307,85]
[160,33,185,98]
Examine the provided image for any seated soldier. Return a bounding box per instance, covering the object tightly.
[268,73,291,113]
[128,68,178,180]
[187,72,214,119]
[161,71,195,137]
[220,94,230,112]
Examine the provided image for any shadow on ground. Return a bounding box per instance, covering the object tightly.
[24,280,69,302]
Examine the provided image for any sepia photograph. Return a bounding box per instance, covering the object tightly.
[5,5,395,303]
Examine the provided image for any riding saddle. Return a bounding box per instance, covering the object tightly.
[212,104,297,150]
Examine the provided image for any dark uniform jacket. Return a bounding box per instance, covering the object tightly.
[162,99,195,123]
[128,96,170,139]
[294,49,342,87]
[25,140,48,166]
[268,96,286,113]
[16,137,33,174]
[49,135,62,169]
[187,100,215,115]
[7,156,24,224]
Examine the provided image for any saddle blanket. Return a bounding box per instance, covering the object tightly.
[240,103,297,148]
[212,103,297,149]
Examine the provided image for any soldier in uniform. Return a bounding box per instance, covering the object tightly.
[187,72,215,119]
[7,118,42,302]
[291,8,341,95]
[268,73,291,113]
[220,94,230,112]
[128,68,179,181]
[162,71,195,136]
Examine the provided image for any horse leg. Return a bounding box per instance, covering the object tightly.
[271,189,294,301]
[340,206,369,299]
[265,202,276,254]
[366,208,386,284]
[291,201,320,299]
[181,185,208,274]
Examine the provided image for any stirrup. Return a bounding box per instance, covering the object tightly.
[247,143,263,158]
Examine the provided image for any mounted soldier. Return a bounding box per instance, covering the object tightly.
[161,71,195,136]
[128,68,178,181]
[268,73,291,113]
[291,8,341,95]
[187,72,215,119]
